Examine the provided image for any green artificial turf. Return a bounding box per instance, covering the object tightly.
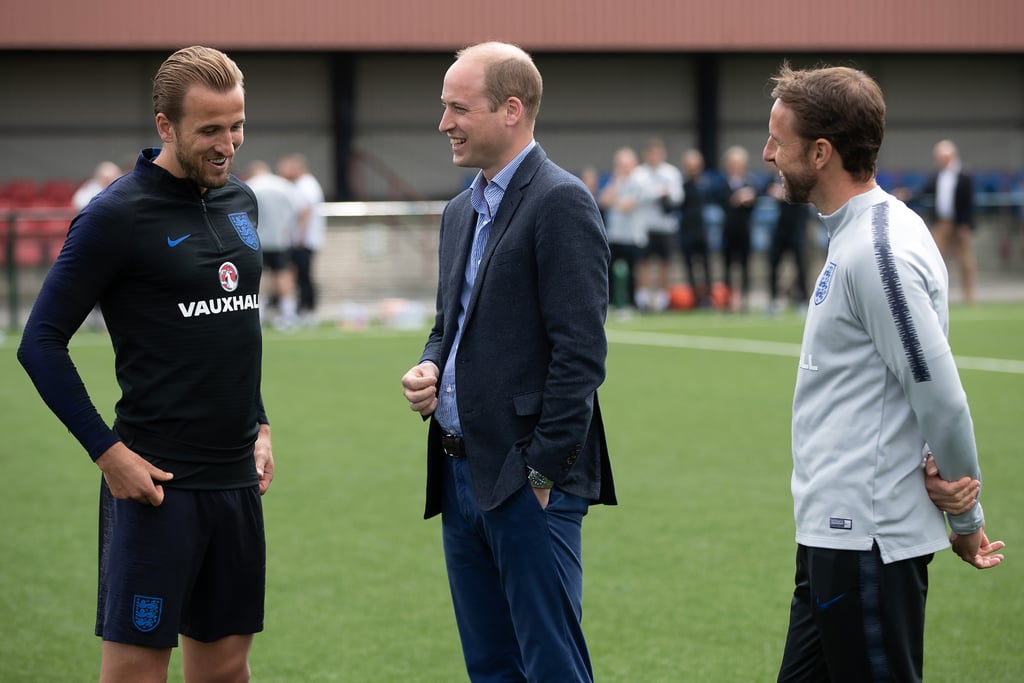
[2,302,1020,681]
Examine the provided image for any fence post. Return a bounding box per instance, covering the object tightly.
[5,211,17,333]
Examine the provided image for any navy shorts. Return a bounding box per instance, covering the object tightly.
[642,231,676,260]
[262,249,291,272]
[95,479,266,648]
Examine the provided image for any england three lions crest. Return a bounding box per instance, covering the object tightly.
[814,261,838,305]
[229,212,259,251]
[132,594,163,633]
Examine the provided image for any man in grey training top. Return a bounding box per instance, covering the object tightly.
[763,62,1004,682]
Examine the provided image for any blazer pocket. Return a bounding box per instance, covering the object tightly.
[512,389,543,416]
[491,247,525,266]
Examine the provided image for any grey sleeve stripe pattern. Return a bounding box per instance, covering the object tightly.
[871,202,932,383]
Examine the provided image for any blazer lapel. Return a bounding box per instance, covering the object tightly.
[443,195,477,338]
[463,146,547,324]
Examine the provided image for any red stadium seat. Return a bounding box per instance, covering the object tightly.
[39,219,70,263]
[13,217,66,267]
[5,179,40,207]
[41,179,78,207]
[0,233,44,267]
[16,238,44,267]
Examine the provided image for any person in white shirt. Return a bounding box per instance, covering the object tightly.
[763,62,1004,683]
[598,146,645,311]
[245,160,303,329]
[72,160,122,210]
[630,138,682,311]
[277,153,326,325]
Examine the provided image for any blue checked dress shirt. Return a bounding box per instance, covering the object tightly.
[434,141,536,436]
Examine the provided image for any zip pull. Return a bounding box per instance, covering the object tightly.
[200,196,225,251]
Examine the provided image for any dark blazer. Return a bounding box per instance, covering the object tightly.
[921,170,975,229]
[420,144,616,518]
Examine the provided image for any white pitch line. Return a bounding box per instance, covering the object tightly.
[952,356,1024,374]
[606,329,1024,375]
[606,330,800,357]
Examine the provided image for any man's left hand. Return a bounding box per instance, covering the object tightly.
[951,528,1005,570]
[924,454,978,515]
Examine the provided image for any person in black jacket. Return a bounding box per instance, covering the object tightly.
[765,178,811,314]
[18,46,273,683]
[920,139,977,304]
[716,145,761,312]
[675,149,714,307]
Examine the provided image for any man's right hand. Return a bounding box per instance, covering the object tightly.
[401,362,439,417]
[95,442,173,506]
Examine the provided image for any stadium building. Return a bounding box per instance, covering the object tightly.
[1,0,1022,318]
[2,0,1021,199]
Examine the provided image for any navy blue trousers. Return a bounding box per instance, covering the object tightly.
[441,456,593,683]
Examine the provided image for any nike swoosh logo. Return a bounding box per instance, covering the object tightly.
[815,593,846,611]
[167,234,192,247]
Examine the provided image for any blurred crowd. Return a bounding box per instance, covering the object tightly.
[4,139,1022,317]
[584,138,1024,315]
[589,138,814,316]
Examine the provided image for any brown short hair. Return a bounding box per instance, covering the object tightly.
[770,63,885,182]
[456,42,543,123]
[152,46,244,123]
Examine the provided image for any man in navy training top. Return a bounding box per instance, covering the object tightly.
[19,45,274,683]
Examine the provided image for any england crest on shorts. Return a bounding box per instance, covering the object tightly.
[132,594,163,633]
[228,212,259,251]
[813,261,837,305]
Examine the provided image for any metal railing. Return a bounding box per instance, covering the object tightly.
[4,194,1023,331]
[2,207,76,332]
[314,201,447,310]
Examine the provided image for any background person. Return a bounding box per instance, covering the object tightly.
[400,41,615,683]
[674,148,714,307]
[246,159,302,330]
[920,139,978,305]
[765,177,811,315]
[763,62,1003,683]
[715,145,760,313]
[579,164,601,199]
[631,138,682,312]
[598,146,644,312]
[277,152,326,326]
[72,160,123,210]
[18,46,274,683]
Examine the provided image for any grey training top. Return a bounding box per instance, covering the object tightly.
[791,186,984,564]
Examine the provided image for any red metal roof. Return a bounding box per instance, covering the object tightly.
[2,0,1021,52]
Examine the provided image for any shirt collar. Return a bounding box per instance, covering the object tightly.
[470,140,536,219]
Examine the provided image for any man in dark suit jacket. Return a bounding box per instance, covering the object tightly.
[401,41,615,683]
[920,139,977,304]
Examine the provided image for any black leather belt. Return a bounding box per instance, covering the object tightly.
[441,434,466,458]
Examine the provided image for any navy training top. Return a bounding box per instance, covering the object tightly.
[18,148,268,490]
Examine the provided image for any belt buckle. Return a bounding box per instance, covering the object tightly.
[442,434,464,458]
